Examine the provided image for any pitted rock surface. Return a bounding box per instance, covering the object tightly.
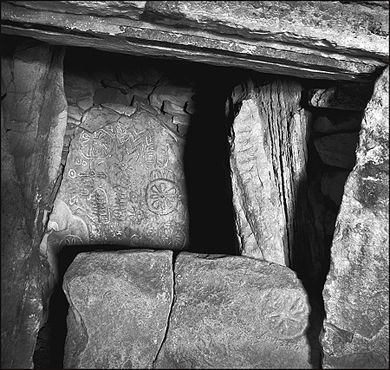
[63,249,173,369]
[154,252,311,369]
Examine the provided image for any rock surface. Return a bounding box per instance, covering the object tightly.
[314,133,360,169]
[1,38,67,368]
[1,1,388,82]
[230,78,324,284]
[1,107,43,369]
[63,249,173,369]
[154,252,311,369]
[308,83,374,111]
[321,67,389,369]
[1,39,68,238]
[229,81,287,265]
[321,171,351,206]
[312,111,362,134]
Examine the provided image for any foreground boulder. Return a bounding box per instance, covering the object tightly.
[321,67,389,368]
[63,249,173,369]
[154,252,311,369]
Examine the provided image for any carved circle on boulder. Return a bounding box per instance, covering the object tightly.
[261,289,308,340]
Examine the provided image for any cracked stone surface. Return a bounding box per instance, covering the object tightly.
[321,67,389,369]
[154,252,311,369]
[63,249,173,369]
[63,251,311,369]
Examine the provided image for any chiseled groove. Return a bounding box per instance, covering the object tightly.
[152,252,176,367]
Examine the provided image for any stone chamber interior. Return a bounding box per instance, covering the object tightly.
[27,44,374,369]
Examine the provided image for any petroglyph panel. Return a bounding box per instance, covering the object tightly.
[51,107,188,249]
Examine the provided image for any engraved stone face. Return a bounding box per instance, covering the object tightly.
[51,107,189,249]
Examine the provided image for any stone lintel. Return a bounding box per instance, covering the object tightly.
[1,1,388,82]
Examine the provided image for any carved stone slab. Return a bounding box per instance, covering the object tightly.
[63,249,173,369]
[49,106,188,250]
[154,252,311,369]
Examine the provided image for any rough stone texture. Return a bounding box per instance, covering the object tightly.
[314,133,360,169]
[321,67,389,369]
[1,38,67,368]
[1,38,68,242]
[154,252,311,369]
[321,171,351,206]
[1,1,388,82]
[48,106,189,250]
[79,106,121,133]
[63,249,173,369]
[1,108,43,369]
[313,111,362,134]
[230,78,324,284]
[64,69,95,108]
[229,82,287,265]
[94,87,131,106]
[308,83,374,111]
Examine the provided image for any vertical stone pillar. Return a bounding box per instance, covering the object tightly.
[230,78,321,279]
[1,38,67,368]
[321,67,389,369]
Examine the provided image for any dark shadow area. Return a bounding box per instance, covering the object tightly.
[183,66,243,256]
[290,78,371,369]
[287,130,327,369]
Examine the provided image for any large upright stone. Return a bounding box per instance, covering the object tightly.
[230,78,324,283]
[154,252,311,369]
[1,38,68,239]
[47,106,189,252]
[63,249,173,369]
[229,82,287,264]
[1,38,67,368]
[321,67,389,369]
[1,108,42,369]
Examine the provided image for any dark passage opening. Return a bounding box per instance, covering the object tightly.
[183,66,242,256]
